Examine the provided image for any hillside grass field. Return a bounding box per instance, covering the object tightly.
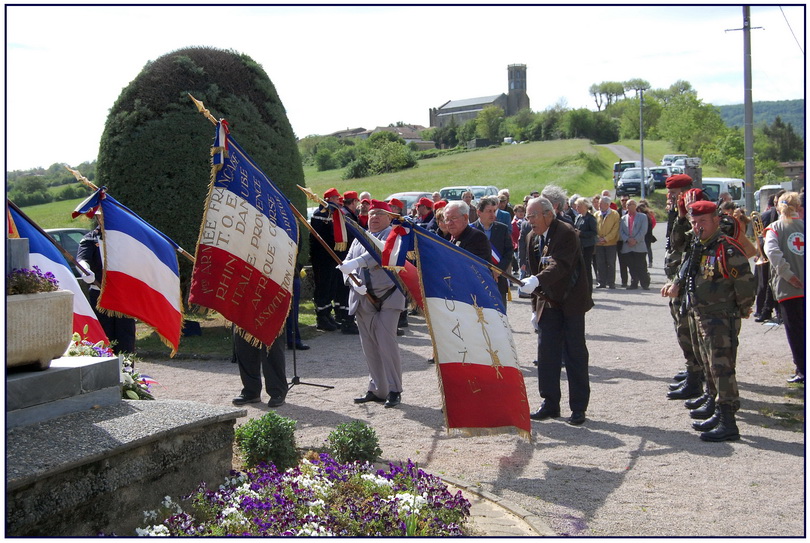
[22,138,730,230]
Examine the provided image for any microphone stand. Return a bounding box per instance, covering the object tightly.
[287,272,333,392]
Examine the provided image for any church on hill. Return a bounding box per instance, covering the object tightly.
[428,64,530,128]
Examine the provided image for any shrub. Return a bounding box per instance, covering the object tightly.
[235,411,298,470]
[326,420,382,464]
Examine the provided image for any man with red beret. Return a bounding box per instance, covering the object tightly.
[337,200,407,408]
[415,197,435,231]
[387,198,405,215]
[662,200,756,441]
[309,188,343,331]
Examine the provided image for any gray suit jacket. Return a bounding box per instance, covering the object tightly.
[619,212,648,254]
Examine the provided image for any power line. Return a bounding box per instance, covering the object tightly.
[779,6,804,55]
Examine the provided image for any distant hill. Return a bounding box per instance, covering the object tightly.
[717,99,804,139]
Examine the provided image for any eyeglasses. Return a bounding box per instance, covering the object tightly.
[525,213,538,219]
[444,214,464,222]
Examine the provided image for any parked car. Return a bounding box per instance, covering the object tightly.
[615,168,654,197]
[661,154,687,166]
[385,191,432,215]
[701,178,746,209]
[469,185,499,200]
[649,166,676,189]
[613,160,642,186]
[439,186,473,202]
[45,227,89,277]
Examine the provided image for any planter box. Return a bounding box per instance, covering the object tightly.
[7,290,74,371]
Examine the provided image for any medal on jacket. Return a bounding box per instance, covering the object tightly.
[702,255,716,279]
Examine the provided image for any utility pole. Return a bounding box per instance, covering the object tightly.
[639,88,646,200]
[727,6,762,213]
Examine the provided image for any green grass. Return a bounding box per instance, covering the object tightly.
[17,197,92,230]
[303,139,619,204]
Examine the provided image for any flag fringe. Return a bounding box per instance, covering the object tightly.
[95,306,179,357]
[334,241,347,252]
[447,426,533,441]
[382,265,405,273]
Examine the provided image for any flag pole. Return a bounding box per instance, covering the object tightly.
[65,166,196,264]
[7,198,98,285]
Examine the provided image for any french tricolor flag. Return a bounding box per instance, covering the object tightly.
[93,193,183,355]
[189,121,298,346]
[8,204,109,346]
[413,227,531,438]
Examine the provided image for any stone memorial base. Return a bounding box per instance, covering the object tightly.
[6,400,245,536]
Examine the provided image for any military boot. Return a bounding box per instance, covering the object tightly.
[672,370,688,382]
[692,405,721,431]
[667,372,702,400]
[700,404,740,442]
[684,392,710,410]
[316,309,338,331]
[689,395,716,419]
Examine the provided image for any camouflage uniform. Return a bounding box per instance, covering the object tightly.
[664,213,703,377]
[680,229,756,411]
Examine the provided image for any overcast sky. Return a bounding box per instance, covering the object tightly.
[5,4,806,171]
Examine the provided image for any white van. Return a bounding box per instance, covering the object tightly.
[700,178,745,208]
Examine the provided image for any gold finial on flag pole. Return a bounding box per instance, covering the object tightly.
[188,93,218,126]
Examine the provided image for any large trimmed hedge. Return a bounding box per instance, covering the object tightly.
[97,46,307,299]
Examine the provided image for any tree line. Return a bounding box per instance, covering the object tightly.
[298,80,803,186]
[7,161,96,207]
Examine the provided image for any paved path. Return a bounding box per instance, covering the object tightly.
[138,222,804,537]
[600,143,657,167]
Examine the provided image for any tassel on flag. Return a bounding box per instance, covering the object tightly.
[73,188,183,355]
[189,120,298,346]
[8,203,109,346]
[331,204,348,252]
[412,227,531,439]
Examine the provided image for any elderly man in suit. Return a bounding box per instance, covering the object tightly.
[619,199,650,290]
[473,196,514,311]
[518,196,594,426]
[443,200,491,262]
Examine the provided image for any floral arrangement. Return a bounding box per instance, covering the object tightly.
[6,266,59,295]
[135,454,471,536]
[65,327,156,400]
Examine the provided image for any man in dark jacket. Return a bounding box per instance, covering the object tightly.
[472,196,514,311]
[519,196,594,426]
[443,200,491,262]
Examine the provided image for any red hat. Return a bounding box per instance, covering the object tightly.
[343,190,359,201]
[369,199,392,213]
[433,200,447,210]
[688,200,717,216]
[417,197,434,209]
[360,197,371,204]
[324,187,340,199]
[388,198,405,210]
[665,174,693,189]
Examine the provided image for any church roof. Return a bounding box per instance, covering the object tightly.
[438,94,504,110]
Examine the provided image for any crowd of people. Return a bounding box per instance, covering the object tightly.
[224,178,803,443]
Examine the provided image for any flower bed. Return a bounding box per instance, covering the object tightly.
[135,454,471,536]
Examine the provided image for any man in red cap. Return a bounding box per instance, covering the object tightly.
[662,200,755,442]
[388,198,405,215]
[337,200,406,408]
[415,197,435,231]
[309,188,343,331]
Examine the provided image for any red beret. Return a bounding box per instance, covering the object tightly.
[417,197,434,209]
[324,187,340,199]
[369,199,392,212]
[433,200,447,210]
[688,200,717,216]
[343,190,359,201]
[388,198,405,210]
[665,174,693,189]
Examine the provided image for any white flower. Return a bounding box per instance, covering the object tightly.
[394,492,428,515]
[361,473,392,487]
[135,525,170,536]
[297,522,333,536]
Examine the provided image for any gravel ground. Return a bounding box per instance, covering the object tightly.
[137,223,805,537]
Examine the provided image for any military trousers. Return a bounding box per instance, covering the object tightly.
[688,311,741,411]
[668,295,702,375]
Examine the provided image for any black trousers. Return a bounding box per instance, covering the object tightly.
[312,259,341,313]
[233,331,287,400]
[779,297,805,376]
[581,245,595,291]
[755,262,775,315]
[537,307,590,412]
[625,252,650,288]
[88,288,136,354]
[617,241,629,285]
